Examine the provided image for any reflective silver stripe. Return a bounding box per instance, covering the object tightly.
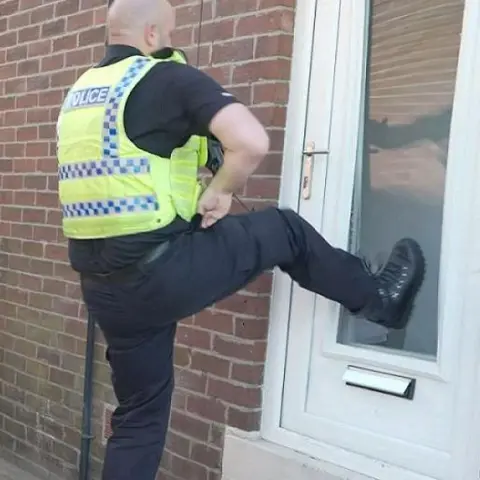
[59,157,150,180]
[62,195,159,218]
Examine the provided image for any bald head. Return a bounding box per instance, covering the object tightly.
[107,0,175,55]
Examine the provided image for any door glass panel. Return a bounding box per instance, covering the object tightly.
[337,0,465,358]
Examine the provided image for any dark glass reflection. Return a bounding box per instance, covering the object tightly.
[338,0,465,357]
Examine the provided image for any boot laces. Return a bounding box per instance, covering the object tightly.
[362,255,407,293]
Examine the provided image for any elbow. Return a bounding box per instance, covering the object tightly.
[257,128,271,157]
[245,128,270,163]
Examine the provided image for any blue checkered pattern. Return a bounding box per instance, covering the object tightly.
[62,195,159,218]
[60,58,162,221]
[102,57,150,158]
[59,157,150,180]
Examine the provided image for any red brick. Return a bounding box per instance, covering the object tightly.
[171,26,193,47]
[243,272,272,294]
[0,31,17,49]
[66,11,94,31]
[170,410,210,442]
[0,1,296,477]
[230,363,264,384]
[16,125,38,141]
[9,49,30,72]
[41,53,65,71]
[0,63,17,80]
[79,26,105,46]
[191,351,230,378]
[0,128,16,143]
[66,47,92,66]
[41,19,66,39]
[16,93,38,109]
[207,378,261,408]
[8,12,30,29]
[260,0,295,7]
[31,5,55,24]
[227,407,261,431]
[93,7,107,25]
[234,316,269,340]
[176,2,212,26]
[176,325,212,350]
[53,34,78,52]
[212,38,254,64]
[253,81,290,103]
[226,85,251,105]
[18,26,40,44]
[202,65,231,85]
[215,292,270,316]
[213,336,266,362]
[251,105,287,127]
[55,0,80,17]
[171,390,188,411]
[232,58,291,83]
[256,33,293,58]
[176,369,207,395]
[193,310,234,335]
[64,318,86,337]
[165,432,191,459]
[191,442,222,470]
[217,0,257,17]
[236,10,295,37]
[245,176,280,199]
[184,44,211,67]
[174,346,192,368]
[186,395,227,423]
[81,0,106,8]
[22,207,46,224]
[194,19,234,43]
[21,240,43,258]
[171,454,208,480]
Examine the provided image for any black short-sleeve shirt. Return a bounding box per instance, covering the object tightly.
[68,45,239,273]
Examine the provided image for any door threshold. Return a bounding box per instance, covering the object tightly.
[222,428,376,480]
[222,427,441,480]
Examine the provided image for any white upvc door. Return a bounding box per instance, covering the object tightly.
[263,0,480,479]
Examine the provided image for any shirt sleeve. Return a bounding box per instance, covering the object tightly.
[170,63,241,137]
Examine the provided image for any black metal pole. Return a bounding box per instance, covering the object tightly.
[79,313,96,480]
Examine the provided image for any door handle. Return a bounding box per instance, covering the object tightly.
[301,141,329,200]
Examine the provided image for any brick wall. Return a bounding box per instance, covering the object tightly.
[0,1,295,479]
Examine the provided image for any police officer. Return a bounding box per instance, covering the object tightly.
[56,0,426,478]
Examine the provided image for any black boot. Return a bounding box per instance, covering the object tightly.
[358,238,426,330]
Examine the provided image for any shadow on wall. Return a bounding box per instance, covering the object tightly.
[339,0,465,356]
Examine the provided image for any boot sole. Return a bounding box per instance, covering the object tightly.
[389,239,427,330]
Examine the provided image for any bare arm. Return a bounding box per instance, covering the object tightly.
[207,103,270,193]
[173,63,269,194]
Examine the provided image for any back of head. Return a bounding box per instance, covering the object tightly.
[107,0,175,55]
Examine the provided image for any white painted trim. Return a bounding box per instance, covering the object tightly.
[440,1,480,477]
[261,0,480,479]
[261,0,317,437]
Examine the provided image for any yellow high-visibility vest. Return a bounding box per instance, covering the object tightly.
[56,52,208,239]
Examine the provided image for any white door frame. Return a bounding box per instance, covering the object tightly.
[261,0,480,479]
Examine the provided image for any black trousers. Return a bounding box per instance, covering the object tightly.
[80,207,377,480]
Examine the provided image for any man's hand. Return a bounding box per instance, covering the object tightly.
[197,186,233,229]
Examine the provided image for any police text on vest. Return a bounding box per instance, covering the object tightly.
[64,86,111,110]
